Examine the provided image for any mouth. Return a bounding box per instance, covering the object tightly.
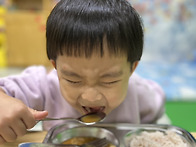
[82,106,105,114]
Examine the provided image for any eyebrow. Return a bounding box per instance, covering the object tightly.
[101,71,123,78]
[61,70,82,78]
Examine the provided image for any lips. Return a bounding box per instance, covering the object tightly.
[82,106,105,114]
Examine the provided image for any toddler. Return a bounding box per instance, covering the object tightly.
[0,0,165,144]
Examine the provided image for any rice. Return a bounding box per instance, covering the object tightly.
[128,130,188,147]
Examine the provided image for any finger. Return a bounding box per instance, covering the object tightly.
[0,135,6,144]
[21,114,36,130]
[34,111,48,120]
[28,108,48,120]
[10,119,27,137]
[0,126,17,142]
[22,108,48,129]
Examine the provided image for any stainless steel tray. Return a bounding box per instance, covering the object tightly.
[43,122,196,147]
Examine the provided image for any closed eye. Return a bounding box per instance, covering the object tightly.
[66,79,81,84]
[103,80,121,85]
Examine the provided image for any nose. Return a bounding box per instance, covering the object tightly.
[81,88,102,102]
[78,88,107,111]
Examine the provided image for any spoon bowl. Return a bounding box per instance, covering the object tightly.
[78,112,106,125]
[41,112,106,125]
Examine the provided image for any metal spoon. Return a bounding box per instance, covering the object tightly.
[40,112,106,125]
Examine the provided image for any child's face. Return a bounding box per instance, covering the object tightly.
[52,48,137,115]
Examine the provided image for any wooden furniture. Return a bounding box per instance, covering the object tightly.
[5,0,54,66]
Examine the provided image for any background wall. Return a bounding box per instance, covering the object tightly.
[128,0,196,100]
[128,0,196,131]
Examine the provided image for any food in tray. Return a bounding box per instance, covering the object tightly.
[44,123,195,147]
[43,126,119,146]
[125,130,188,147]
[62,136,96,144]
[62,136,116,147]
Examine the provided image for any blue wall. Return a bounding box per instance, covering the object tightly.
[129,0,196,100]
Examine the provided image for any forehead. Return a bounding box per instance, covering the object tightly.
[55,44,131,76]
[55,51,130,76]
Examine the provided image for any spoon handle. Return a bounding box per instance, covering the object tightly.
[41,117,75,121]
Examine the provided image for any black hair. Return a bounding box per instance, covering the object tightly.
[46,0,144,64]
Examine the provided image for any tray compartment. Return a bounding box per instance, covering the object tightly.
[43,122,196,147]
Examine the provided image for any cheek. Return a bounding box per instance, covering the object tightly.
[59,80,80,104]
[105,80,129,108]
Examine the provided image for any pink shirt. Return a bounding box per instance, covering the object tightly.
[0,66,165,130]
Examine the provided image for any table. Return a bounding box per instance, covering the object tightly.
[0,131,47,147]
[1,132,196,147]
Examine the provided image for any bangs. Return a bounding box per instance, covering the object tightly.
[47,21,127,58]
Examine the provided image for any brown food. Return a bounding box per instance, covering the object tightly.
[63,137,97,145]
[81,114,102,123]
[62,137,116,147]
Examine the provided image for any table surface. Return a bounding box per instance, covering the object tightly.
[0,131,47,147]
[0,131,196,147]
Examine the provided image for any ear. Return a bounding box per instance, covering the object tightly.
[50,60,56,69]
[131,61,139,73]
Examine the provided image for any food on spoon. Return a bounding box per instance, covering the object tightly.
[126,130,188,147]
[62,137,116,147]
[81,113,102,123]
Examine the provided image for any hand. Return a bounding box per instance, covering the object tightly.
[0,90,48,144]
